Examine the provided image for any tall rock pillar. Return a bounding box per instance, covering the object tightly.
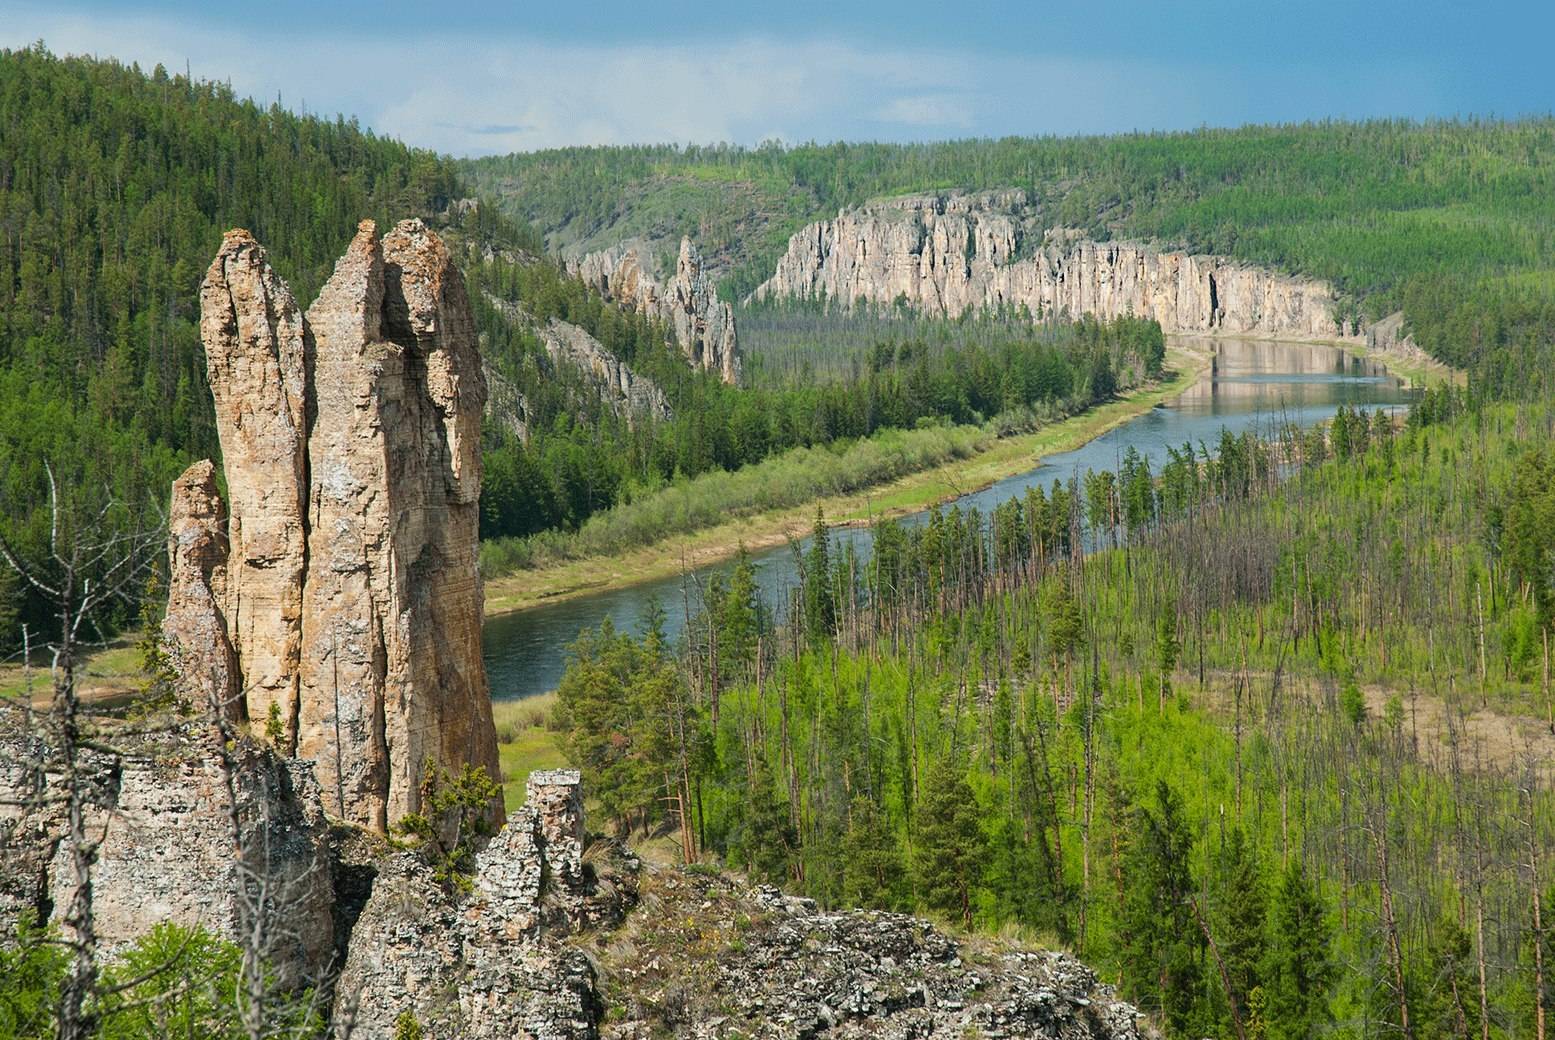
[199,230,310,739]
[182,219,501,833]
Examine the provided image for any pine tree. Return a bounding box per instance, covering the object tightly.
[732,758,796,886]
[1417,917,1481,1040]
[1117,780,1205,1036]
[1214,828,1269,1026]
[1263,859,1335,1040]
[802,509,837,645]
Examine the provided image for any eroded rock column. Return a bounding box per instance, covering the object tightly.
[199,230,309,738]
[185,218,501,833]
[162,460,239,718]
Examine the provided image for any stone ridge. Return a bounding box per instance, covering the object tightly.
[167,218,501,833]
[570,236,741,384]
[754,189,1355,343]
[0,714,337,986]
[481,292,672,432]
[332,770,603,1039]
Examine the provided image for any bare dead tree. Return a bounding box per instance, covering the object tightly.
[0,464,162,1040]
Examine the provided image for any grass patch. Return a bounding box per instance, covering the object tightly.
[492,693,567,811]
[0,637,144,704]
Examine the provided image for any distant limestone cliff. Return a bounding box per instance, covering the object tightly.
[165,219,500,833]
[755,190,1353,342]
[570,236,741,384]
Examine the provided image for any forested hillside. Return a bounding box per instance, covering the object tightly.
[465,121,1555,394]
[0,47,1179,646]
[0,45,479,641]
[554,386,1555,1040]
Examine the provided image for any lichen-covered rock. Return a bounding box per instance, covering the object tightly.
[538,318,672,423]
[332,771,601,1039]
[162,460,239,718]
[186,219,501,833]
[571,237,740,384]
[755,190,1350,344]
[599,869,1147,1040]
[0,713,334,985]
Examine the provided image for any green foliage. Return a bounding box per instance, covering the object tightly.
[0,914,65,1038]
[467,120,1555,396]
[0,46,468,647]
[393,760,502,894]
[553,618,703,837]
[1117,781,1205,1034]
[1263,860,1335,1040]
[911,758,986,929]
[394,1010,426,1040]
[839,795,907,911]
[475,281,1163,554]
[0,916,322,1038]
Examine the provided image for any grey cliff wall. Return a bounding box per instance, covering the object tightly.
[570,236,741,384]
[755,190,1352,342]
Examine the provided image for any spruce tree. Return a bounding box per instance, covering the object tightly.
[912,758,986,928]
[1263,859,1336,1040]
[1117,780,1205,1036]
[841,795,906,910]
[1213,828,1269,1026]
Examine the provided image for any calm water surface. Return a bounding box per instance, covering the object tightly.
[483,337,1415,701]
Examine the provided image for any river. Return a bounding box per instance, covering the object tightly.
[482,336,1417,701]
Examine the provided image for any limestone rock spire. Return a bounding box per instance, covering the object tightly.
[198,229,309,739]
[177,219,501,833]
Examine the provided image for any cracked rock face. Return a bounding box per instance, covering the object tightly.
[570,236,740,384]
[0,715,336,986]
[168,220,501,833]
[332,771,607,1039]
[755,190,1350,342]
[200,229,310,736]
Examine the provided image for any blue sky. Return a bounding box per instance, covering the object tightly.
[6,1,1553,156]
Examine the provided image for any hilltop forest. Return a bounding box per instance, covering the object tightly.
[467,121,1555,395]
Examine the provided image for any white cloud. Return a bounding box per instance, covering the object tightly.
[875,94,975,129]
[0,5,1445,156]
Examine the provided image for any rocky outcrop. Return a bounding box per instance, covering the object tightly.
[482,294,671,432]
[598,867,1144,1040]
[162,460,238,717]
[571,237,740,384]
[332,770,607,1039]
[538,318,672,423]
[173,220,501,833]
[755,190,1350,343]
[0,714,335,985]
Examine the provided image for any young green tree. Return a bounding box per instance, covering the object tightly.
[1117,780,1205,1036]
[1213,828,1269,1027]
[912,758,987,929]
[802,509,837,645]
[840,795,907,911]
[1263,859,1336,1040]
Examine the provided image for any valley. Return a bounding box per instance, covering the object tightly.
[2,33,1555,1040]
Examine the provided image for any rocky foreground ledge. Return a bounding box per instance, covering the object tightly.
[1,712,1145,1040]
